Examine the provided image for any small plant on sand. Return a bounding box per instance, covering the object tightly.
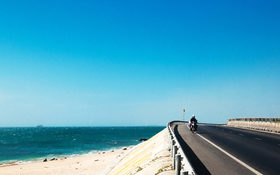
[155,164,172,175]
[136,166,143,172]
[155,168,164,175]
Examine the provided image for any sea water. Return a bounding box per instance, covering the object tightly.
[0,126,164,163]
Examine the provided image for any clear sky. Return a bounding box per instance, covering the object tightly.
[0,0,279,126]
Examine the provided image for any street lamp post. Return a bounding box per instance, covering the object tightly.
[183,108,185,121]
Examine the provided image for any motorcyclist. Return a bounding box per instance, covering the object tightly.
[189,115,198,131]
[190,115,197,123]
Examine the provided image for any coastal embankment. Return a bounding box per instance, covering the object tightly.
[0,128,174,175]
[108,128,173,175]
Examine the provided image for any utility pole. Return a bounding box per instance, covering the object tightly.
[182,108,185,121]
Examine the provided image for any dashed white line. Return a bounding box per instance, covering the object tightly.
[196,133,262,175]
[186,125,262,174]
[255,138,262,141]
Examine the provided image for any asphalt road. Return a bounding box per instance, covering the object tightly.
[172,123,280,175]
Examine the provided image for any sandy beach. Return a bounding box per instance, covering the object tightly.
[0,128,174,175]
[0,147,133,175]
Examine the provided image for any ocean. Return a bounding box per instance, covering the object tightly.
[0,126,164,164]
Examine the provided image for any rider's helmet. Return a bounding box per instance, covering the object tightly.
[192,115,195,118]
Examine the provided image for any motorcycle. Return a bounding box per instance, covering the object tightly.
[189,122,198,133]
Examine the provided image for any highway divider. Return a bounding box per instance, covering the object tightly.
[167,121,195,175]
[227,118,280,133]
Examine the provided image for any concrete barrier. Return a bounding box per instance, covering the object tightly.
[227,118,280,133]
[167,121,195,175]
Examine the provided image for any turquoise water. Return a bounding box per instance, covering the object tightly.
[0,126,164,163]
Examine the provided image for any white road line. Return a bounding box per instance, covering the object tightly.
[185,125,262,174]
[196,133,262,175]
[255,138,262,141]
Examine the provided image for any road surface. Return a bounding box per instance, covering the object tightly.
[172,123,280,175]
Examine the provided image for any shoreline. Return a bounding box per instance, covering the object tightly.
[0,126,165,168]
[0,145,136,167]
[0,146,136,175]
[0,128,174,175]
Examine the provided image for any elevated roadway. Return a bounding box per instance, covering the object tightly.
[171,123,280,175]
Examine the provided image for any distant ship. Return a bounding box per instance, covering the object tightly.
[36,125,44,128]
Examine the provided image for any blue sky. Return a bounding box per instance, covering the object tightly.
[0,0,279,126]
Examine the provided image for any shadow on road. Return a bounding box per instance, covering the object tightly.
[174,125,211,175]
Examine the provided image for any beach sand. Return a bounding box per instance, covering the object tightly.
[0,148,132,175]
[0,128,174,175]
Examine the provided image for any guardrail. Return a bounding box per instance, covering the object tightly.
[228,117,280,133]
[167,121,195,175]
